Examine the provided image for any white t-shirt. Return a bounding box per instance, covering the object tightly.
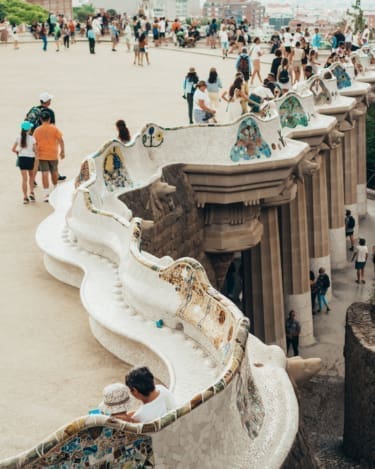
[362,28,370,41]
[283,32,292,47]
[356,245,368,262]
[219,30,228,43]
[251,44,262,59]
[159,20,166,33]
[345,31,353,42]
[193,89,210,111]
[15,134,35,157]
[132,385,177,423]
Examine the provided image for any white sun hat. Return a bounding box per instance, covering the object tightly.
[99,383,130,415]
[39,92,53,103]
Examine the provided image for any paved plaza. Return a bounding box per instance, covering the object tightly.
[0,41,373,458]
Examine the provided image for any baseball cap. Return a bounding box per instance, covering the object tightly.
[21,121,34,131]
[39,92,53,103]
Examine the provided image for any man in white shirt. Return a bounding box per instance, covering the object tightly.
[115,367,177,423]
[351,238,369,284]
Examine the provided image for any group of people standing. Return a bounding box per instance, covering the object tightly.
[12,93,65,204]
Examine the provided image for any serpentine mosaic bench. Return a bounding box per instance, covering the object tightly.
[1,115,307,468]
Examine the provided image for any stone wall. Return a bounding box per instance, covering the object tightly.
[343,302,375,464]
[120,164,218,286]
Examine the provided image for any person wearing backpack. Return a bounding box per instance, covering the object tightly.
[236,47,251,112]
[25,92,66,181]
[316,267,331,313]
[345,209,355,251]
[277,57,291,94]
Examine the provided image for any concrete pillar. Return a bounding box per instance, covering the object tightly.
[304,153,331,284]
[341,120,359,235]
[280,179,314,346]
[356,113,367,217]
[243,207,285,350]
[325,144,346,268]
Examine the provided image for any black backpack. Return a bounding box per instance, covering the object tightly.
[279,68,289,84]
[347,216,355,229]
[238,55,250,81]
[25,106,42,129]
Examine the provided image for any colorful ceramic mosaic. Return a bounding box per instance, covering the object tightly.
[331,64,352,89]
[103,147,131,191]
[75,160,91,189]
[230,117,272,162]
[142,124,164,148]
[159,259,240,353]
[236,353,265,439]
[309,77,332,106]
[279,95,309,129]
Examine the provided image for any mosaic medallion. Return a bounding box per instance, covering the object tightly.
[230,117,272,162]
[309,77,332,106]
[331,64,351,89]
[103,148,131,191]
[279,95,309,129]
[142,124,164,147]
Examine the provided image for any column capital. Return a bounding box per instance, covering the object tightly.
[324,127,344,149]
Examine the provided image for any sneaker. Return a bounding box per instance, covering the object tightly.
[58,175,67,181]
[29,192,35,202]
[327,307,331,312]
[23,197,29,205]
[34,181,38,187]
[355,280,360,284]
[361,280,366,284]
[349,246,354,251]
[43,194,49,203]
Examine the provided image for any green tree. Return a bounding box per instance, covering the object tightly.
[0,0,47,24]
[73,4,95,23]
[347,0,365,33]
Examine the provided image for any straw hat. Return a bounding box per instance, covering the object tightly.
[99,383,130,415]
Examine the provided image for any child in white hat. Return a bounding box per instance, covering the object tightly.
[97,383,130,417]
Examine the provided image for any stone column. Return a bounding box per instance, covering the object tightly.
[341,118,359,236]
[280,179,314,346]
[242,207,285,350]
[355,110,367,217]
[325,137,346,269]
[304,151,331,286]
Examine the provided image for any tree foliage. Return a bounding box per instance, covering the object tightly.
[347,0,365,33]
[72,4,95,23]
[0,0,48,25]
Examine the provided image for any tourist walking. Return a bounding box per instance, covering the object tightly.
[39,23,48,51]
[116,120,131,143]
[316,267,331,313]
[110,21,119,52]
[54,22,61,51]
[236,47,251,109]
[250,37,263,85]
[11,121,37,204]
[63,24,70,48]
[285,311,301,357]
[138,29,150,65]
[351,238,368,284]
[33,112,65,202]
[310,270,318,313]
[193,81,216,124]
[206,67,222,109]
[87,25,95,54]
[270,49,282,77]
[123,22,132,52]
[219,26,229,59]
[11,23,19,49]
[345,209,355,251]
[311,28,321,51]
[183,67,199,124]
[277,58,291,94]
[291,41,304,83]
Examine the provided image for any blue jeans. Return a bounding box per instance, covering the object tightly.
[41,35,47,51]
[318,292,328,311]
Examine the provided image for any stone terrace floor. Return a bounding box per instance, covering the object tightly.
[0,41,373,463]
